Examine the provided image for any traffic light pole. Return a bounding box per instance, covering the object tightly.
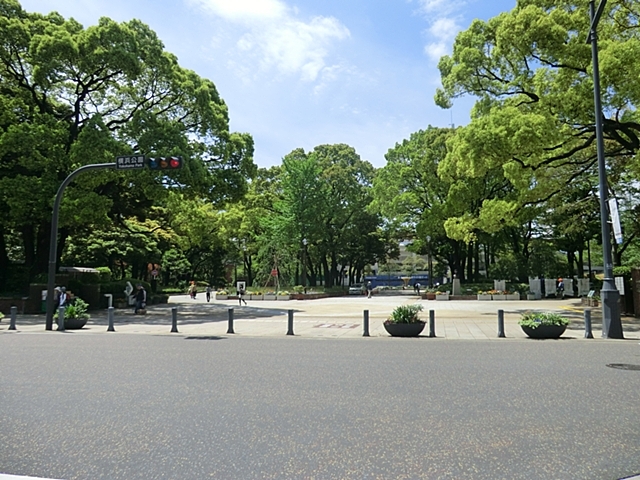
[588,0,622,338]
[45,163,116,330]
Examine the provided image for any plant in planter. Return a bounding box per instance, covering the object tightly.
[477,290,492,301]
[54,298,90,329]
[383,304,425,337]
[277,290,291,300]
[519,312,569,339]
[215,289,229,300]
[435,291,449,300]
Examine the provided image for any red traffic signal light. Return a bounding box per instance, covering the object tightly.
[147,156,183,170]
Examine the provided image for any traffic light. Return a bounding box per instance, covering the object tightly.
[147,156,183,170]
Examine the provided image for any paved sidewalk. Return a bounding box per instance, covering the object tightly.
[2,295,639,340]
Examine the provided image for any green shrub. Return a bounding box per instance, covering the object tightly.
[386,304,424,324]
[54,298,90,321]
[519,312,569,329]
[96,267,112,282]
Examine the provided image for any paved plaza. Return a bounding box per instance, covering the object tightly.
[2,294,639,340]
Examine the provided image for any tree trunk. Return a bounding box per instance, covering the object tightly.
[466,242,473,283]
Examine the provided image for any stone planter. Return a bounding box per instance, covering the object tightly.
[215,294,228,300]
[527,293,537,300]
[264,294,277,301]
[477,294,492,301]
[276,295,291,301]
[492,294,506,301]
[505,293,520,301]
[521,324,567,339]
[383,322,426,337]
[250,294,263,301]
[435,293,450,301]
[63,316,88,329]
[424,293,436,300]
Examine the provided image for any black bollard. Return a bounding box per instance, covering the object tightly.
[429,310,436,338]
[497,309,505,338]
[171,307,179,333]
[9,306,17,330]
[107,306,115,332]
[287,309,294,336]
[584,309,594,339]
[363,310,370,337]
[57,306,65,332]
[227,308,235,334]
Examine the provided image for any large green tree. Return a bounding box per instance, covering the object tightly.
[0,0,254,290]
[435,0,640,243]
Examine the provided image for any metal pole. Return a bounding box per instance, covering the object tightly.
[171,307,179,333]
[9,306,17,330]
[429,310,436,338]
[287,309,294,336]
[45,163,116,330]
[57,306,65,332]
[227,308,235,334]
[497,309,505,338]
[107,307,115,332]
[588,0,622,339]
[584,309,594,338]
[363,310,370,337]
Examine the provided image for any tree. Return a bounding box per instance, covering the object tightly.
[0,0,255,290]
[435,0,640,243]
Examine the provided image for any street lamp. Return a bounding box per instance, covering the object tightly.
[587,0,623,338]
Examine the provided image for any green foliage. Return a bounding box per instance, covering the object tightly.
[53,297,90,321]
[519,312,569,329]
[96,267,112,282]
[0,2,255,289]
[386,304,424,324]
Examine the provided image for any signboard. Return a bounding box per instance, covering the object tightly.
[115,155,145,170]
[615,276,625,295]
[151,269,158,278]
[270,269,278,276]
[608,198,623,244]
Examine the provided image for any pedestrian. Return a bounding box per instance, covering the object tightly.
[238,285,247,305]
[206,285,212,302]
[134,284,147,314]
[366,281,373,299]
[556,278,565,299]
[415,282,421,295]
[188,281,197,299]
[56,286,68,308]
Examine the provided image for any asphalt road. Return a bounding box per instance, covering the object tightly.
[1,334,639,479]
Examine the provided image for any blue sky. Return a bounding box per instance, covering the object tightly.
[19,0,517,168]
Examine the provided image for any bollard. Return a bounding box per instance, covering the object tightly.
[9,306,17,330]
[429,310,436,338]
[584,309,594,339]
[497,309,505,338]
[227,308,235,334]
[363,310,370,337]
[287,309,294,336]
[57,306,65,332]
[107,306,115,332]
[171,307,179,333]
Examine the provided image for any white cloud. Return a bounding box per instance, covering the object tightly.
[187,0,286,22]
[188,0,350,82]
[409,0,464,62]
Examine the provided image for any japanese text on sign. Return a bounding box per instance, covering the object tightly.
[116,155,145,170]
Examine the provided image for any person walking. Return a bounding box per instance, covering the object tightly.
[188,281,197,299]
[238,286,247,305]
[134,284,147,314]
[366,281,373,299]
[206,285,212,302]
